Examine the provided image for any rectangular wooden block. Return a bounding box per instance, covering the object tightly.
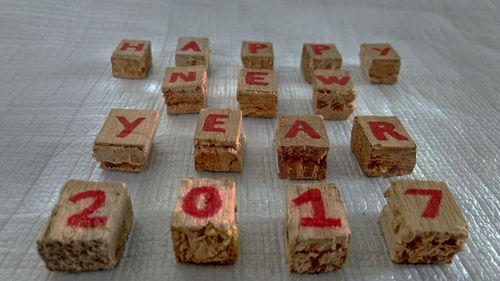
[194,108,246,172]
[171,177,239,264]
[161,65,207,114]
[93,108,159,172]
[285,183,351,273]
[276,115,330,179]
[351,115,416,177]
[359,43,401,84]
[241,40,274,69]
[312,69,356,120]
[111,39,152,79]
[380,180,468,264]
[37,179,133,272]
[236,68,278,118]
[175,37,210,71]
[301,43,342,83]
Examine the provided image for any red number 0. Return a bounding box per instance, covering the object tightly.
[182,186,222,218]
[404,189,442,219]
[67,190,108,227]
[292,189,341,228]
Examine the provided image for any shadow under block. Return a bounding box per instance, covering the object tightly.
[194,108,246,172]
[111,39,152,79]
[351,116,416,177]
[171,177,238,264]
[359,43,401,84]
[236,68,278,118]
[276,115,329,179]
[301,43,342,83]
[175,37,210,70]
[241,40,274,69]
[380,180,468,264]
[312,69,356,120]
[37,180,133,272]
[285,183,351,273]
[161,65,207,114]
[93,109,159,172]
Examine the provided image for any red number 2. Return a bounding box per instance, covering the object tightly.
[292,189,341,228]
[404,189,442,219]
[67,190,108,227]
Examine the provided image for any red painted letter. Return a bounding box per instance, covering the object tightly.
[182,186,222,218]
[372,47,390,56]
[246,72,269,86]
[116,116,146,138]
[248,43,268,54]
[285,120,321,139]
[368,121,408,141]
[202,114,229,133]
[67,190,108,227]
[310,44,331,55]
[293,189,341,228]
[120,42,144,51]
[404,189,443,218]
[170,71,196,83]
[316,75,350,86]
[181,41,201,52]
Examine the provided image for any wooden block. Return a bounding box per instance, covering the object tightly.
[175,37,210,71]
[37,179,133,272]
[301,43,342,83]
[351,116,416,177]
[161,65,207,114]
[236,68,278,118]
[380,180,468,264]
[312,69,356,120]
[194,108,246,172]
[285,183,351,273]
[93,108,159,172]
[111,39,152,79]
[276,115,329,179]
[171,177,238,264]
[241,40,274,69]
[359,43,401,84]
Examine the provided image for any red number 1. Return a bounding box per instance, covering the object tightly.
[292,189,341,228]
[404,188,442,219]
[67,190,108,227]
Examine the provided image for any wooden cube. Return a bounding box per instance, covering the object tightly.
[301,43,342,83]
[161,65,207,114]
[359,43,401,84]
[194,108,246,172]
[380,180,468,264]
[241,41,274,69]
[37,179,133,272]
[93,109,159,172]
[236,68,278,118]
[312,69,356,120]
[276,115,329,179]
[175,37,210,71]
[171,177,238,264]
[351,116,416,177]
[111,39,152,79]
[285,183,351,273]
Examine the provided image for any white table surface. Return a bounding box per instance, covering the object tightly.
[0,0,499,280]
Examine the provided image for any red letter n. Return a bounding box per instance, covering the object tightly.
[368,121,408,141]
[248,43,268,54]
[310,45,331,55]
[116,116,146,138]
[120,42,144,51]
[246,72,269,86]
[285,120,321,139]
[170,72,197,83]
[181,41,201,52]
[202,114,229,133]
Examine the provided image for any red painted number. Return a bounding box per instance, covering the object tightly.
[404,188,443,218]
[67,190,108,227]
[182,186,223,218]
[116,116,146,138]
[292,189,341,228]
[372,47,390,56]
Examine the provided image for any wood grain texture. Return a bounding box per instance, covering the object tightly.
[37,179,133,272]
[161,65,207,114]
[301,43,342,83]
[111,39,152,79]
[285,183,351,273]
[312,69,356,120]
[175,37,210,70]
[236,68,278,117]
[380,180,468,263]
[359,43,401,84]
[241,40,274,69]
[171,177,238,264]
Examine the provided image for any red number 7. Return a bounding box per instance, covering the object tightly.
[404,189,442,219]
[67,190,108,227]
[292,189,341,228]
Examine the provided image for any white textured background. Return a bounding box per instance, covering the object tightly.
[0,0,499,280]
